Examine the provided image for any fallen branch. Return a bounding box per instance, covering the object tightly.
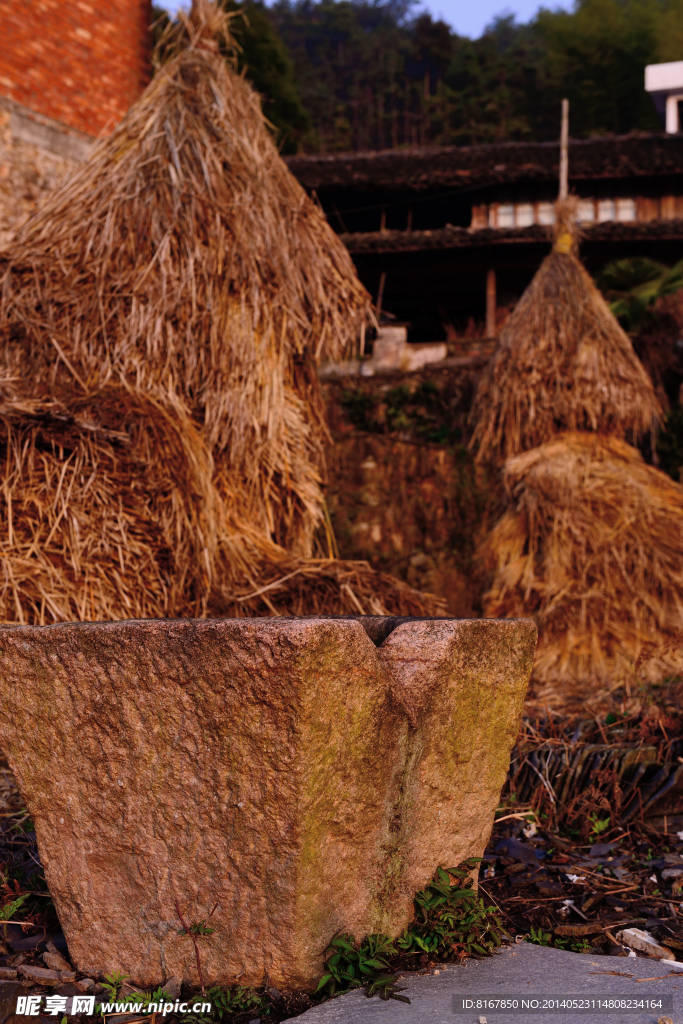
[555,918,645,937]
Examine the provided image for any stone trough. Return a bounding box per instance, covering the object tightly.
[0,615,535,990]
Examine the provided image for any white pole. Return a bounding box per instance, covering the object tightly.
[559,98,569,200]
[666,94,682,133]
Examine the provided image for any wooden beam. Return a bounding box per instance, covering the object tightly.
[486,268,497,338]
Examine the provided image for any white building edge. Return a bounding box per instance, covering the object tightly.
[646,60,683,134]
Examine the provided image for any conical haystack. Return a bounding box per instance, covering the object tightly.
[473,200,681,694]
[471,200,662,463]
[0,0,443,623]
[481,432,683,696]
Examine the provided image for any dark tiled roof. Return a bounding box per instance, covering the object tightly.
[340,218,683,253]
[286,134,683,193]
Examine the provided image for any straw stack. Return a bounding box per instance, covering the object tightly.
[472,201,682,694]
[0,0,442,624]
[481,432,683,693]
[471,201,661,463]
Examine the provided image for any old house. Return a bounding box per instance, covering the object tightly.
[287,133,683,339]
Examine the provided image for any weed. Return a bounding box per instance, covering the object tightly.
[213,986,267,1016]
[316,862,503,1007]
[115,986,173,1009]
[529,926,551,946]
[180,922,216,936]
[553,937,592,953]
[588,813,610,836]
[397,862,503,959]
[178,984,271,1024]
[315,933,404,1000]
[0,892,29,946]
[175,899,219,995]
[9,813,34,833]
[100,972,129,999]
[0,893,28,921]
[340,389,379,431]
[97,864,503,1021]
[339,380,465,445]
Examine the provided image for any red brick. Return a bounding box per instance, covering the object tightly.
[0,0,152,137]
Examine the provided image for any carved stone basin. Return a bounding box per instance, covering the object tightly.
[0,615,536,989]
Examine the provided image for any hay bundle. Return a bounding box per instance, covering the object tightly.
[481,432,683,693]
[0,383,218,623]
[471,201,661,463]
[1,0,368,557]
[0,0,443,623]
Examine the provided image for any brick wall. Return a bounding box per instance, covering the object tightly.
[0,0,152,138]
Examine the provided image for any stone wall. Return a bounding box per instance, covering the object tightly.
[0,96,92,248]
[322,369,500,616]
[0,0,152,138]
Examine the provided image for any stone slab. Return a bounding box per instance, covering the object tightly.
[0,980,29,1024]
[0,615,535,991]
[296,941,683,1023]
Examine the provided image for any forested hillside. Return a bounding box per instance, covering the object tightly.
[156,0,683,152]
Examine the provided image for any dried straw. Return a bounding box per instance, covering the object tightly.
[1,0,370,556]
[471,200,662,463]
[481,431,683,694]
[0,382,218,623]
[0,0,443,623]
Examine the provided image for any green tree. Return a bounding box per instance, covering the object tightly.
[223,1,311,152]
[270,0,414,151]
[656,0,683,61]
[436,15,551,145]
[155,0,683,154]
[599,256,683,332]
[268,0,682,151]
[534,0,663,136]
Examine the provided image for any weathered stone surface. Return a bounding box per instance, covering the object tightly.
[74,979,96,994]
[42,953,71,973]
[0,980,28,1024]
[292,940,683,1024]
[16,966,61,983]
[0,97,91,249]
[162,977,181,1000]
[0,616,535,990]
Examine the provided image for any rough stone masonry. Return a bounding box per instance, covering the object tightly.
[0,615,536,989]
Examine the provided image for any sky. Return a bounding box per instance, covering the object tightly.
[161,0,574,39]
[424,0,572,37]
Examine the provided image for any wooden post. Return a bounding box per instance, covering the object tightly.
[559,98,569,200]
[486,269,496,338]
[376,272,386,319]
